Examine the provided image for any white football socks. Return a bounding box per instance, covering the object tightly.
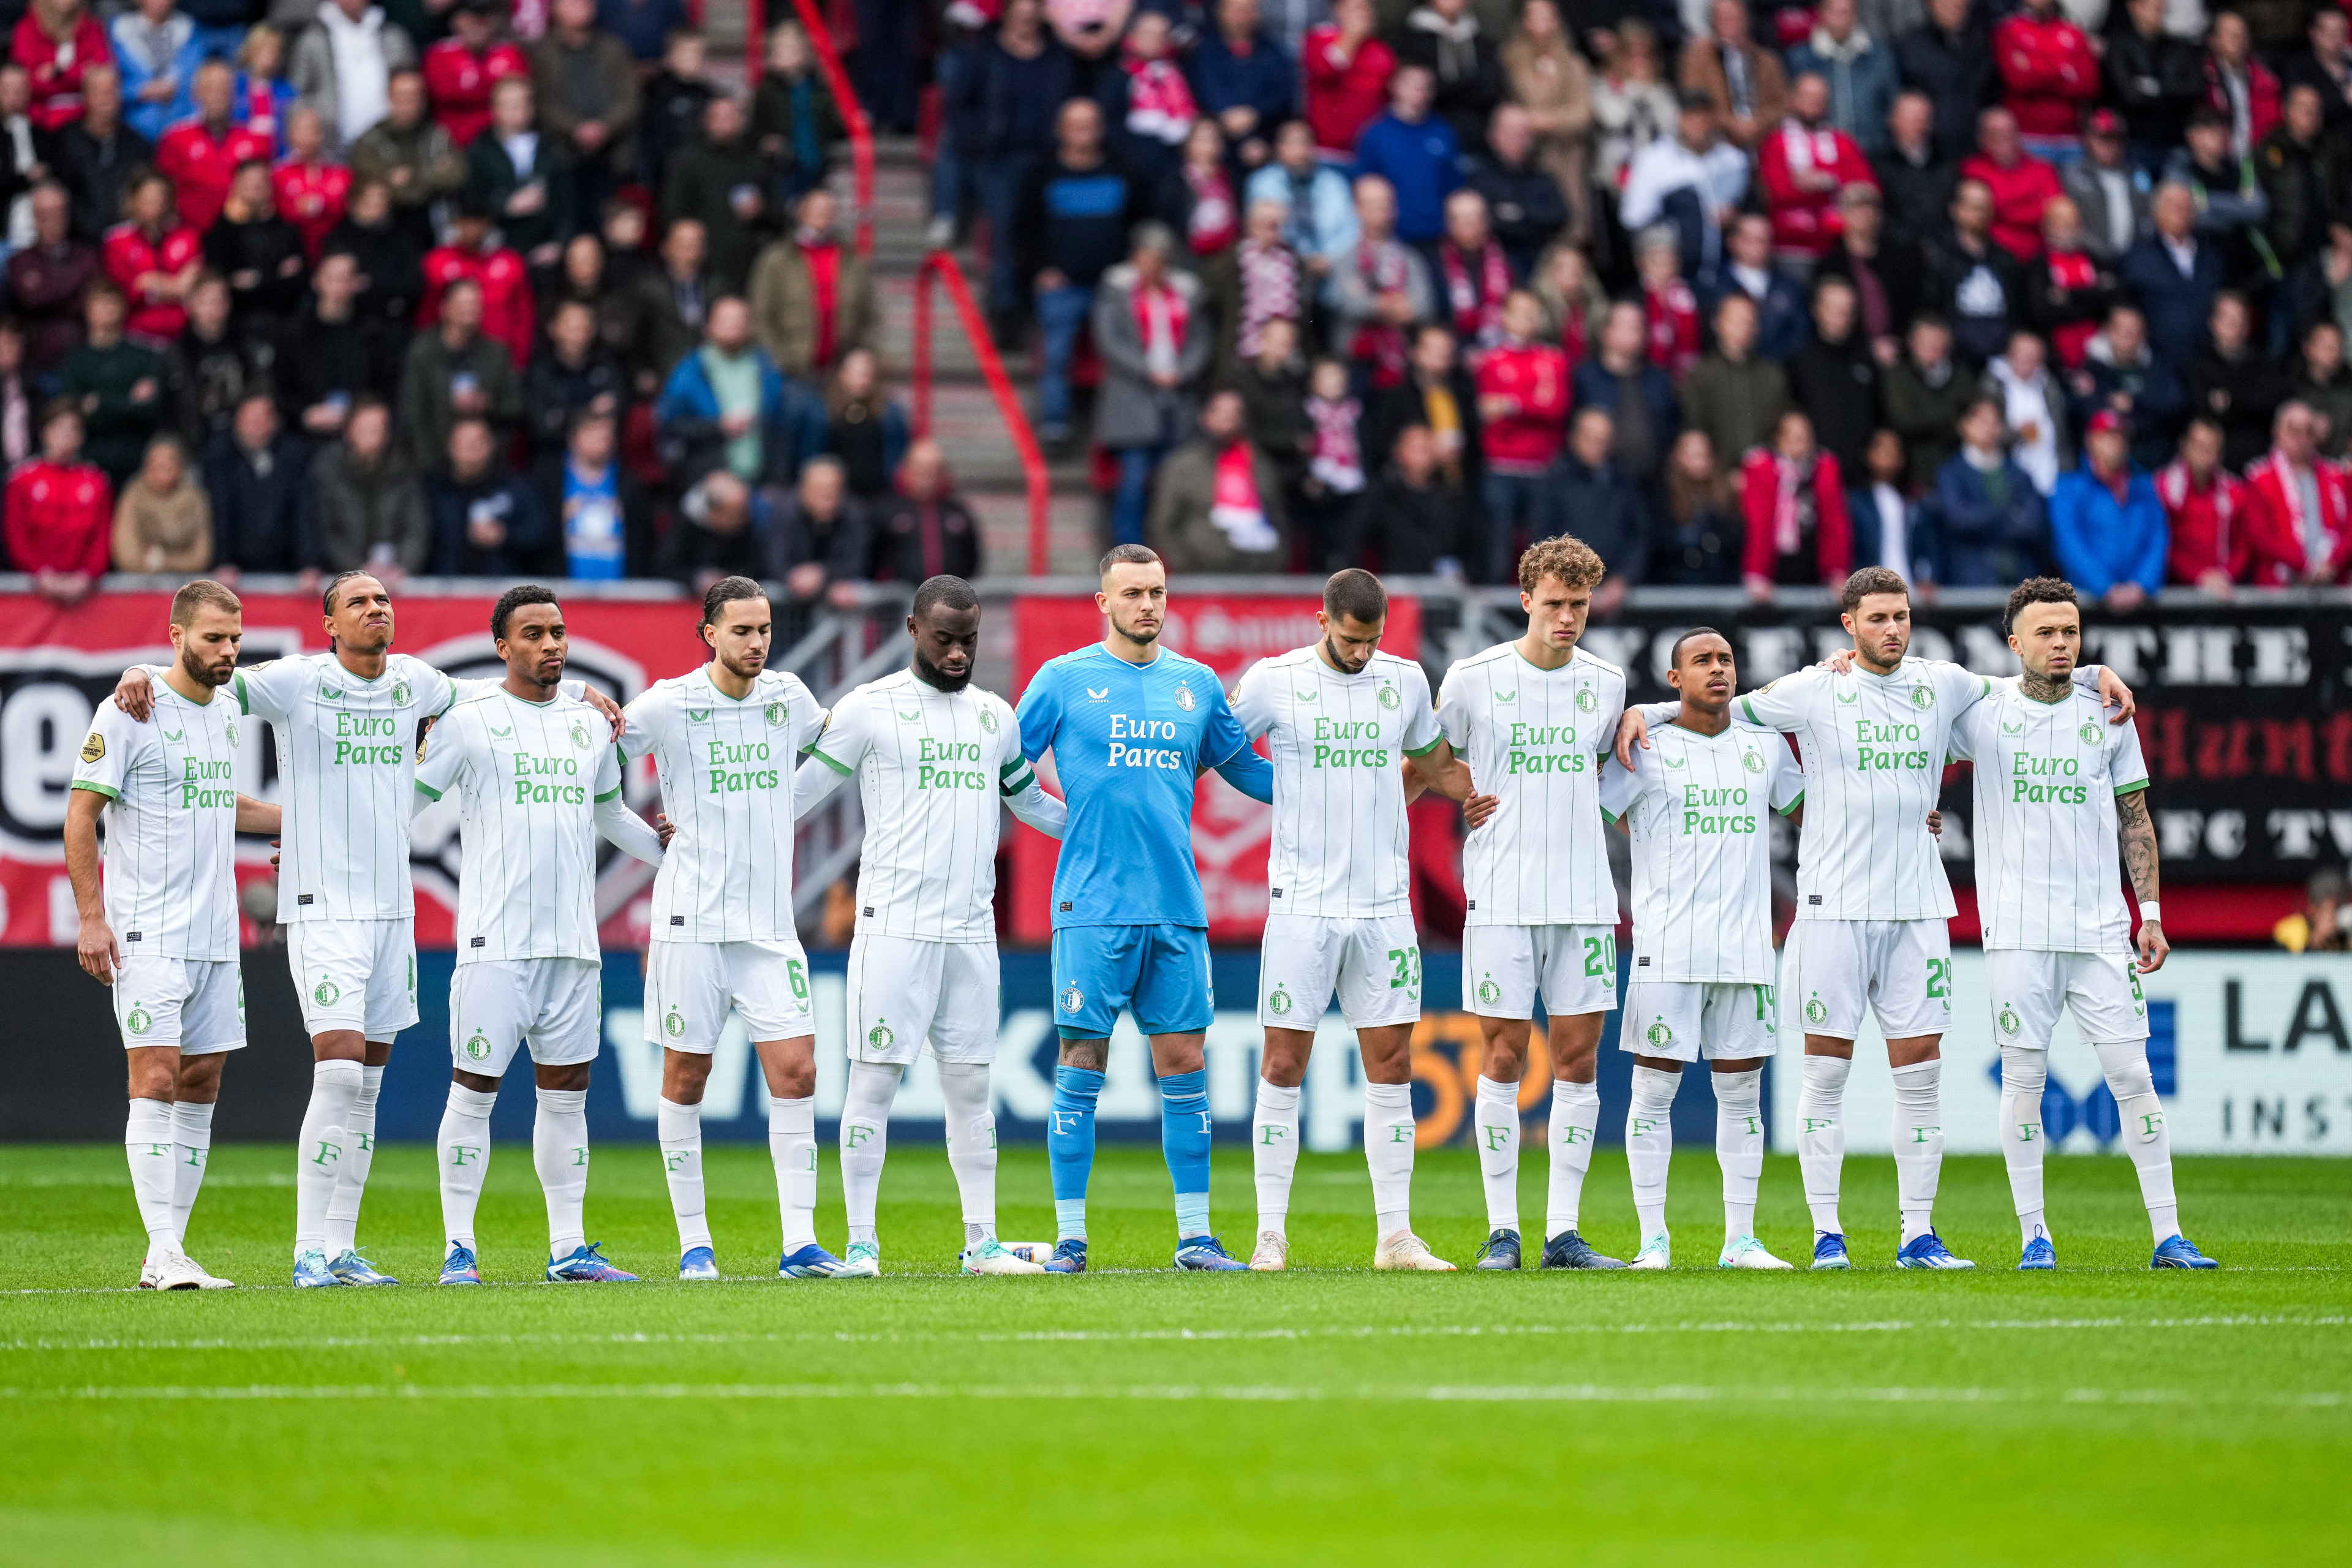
[1544,1078,1600,1238]
[1999,1044,2050,1246]
[1797,1054,1850,1235]
[322,1063,381,1257]
[771,1095,818,1251]
[839,1062,902,1249]
[437,1082,497,1253]
[126,1098,179,1262]
[2096,1039,2179,1243]
[1624,1065,1678,1238]
[1250,1077,1300,1237]
[1363,1081,1415,1237]
[294,1059,364,1259]
[657,1096,711,1253]
[1890,1059,1945,1246]
[169,1098,213,1250]
[1473,1075,1520,1234]
[937,1060,998,1246]
[1714,1068,1765,1244]
[533,1087,590,1259]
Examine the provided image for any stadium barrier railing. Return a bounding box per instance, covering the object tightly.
[745,0,876,259]
[908,249,1056,578]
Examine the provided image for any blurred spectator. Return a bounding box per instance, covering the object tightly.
[110,431,209,571]
[1390,0,1499,154]
[2164,107,2271,300]
[15,0,113,134]
[161,271,252,451]
[1929,394,2048,586]
[1495,4,1588,247]
[662,91,772,292]
[1100,10,1193,195]
[2070,303,2187,468]
[1681,292,1785,472]
[310,394,429,572]
[1243,118,1357,289]
[1678,0,1782,155]
[4,401,110,602]
[1789,0,1897,157]
[279,249,399,439]
[822,347,907,502]
[426,411,548,573]
[2201,10,2277,160]
[425,0,530,148]
[2110,0,2204,169]
[629,213,707,394]
[275,105,353,260]
[1849,426,1926,581]
[1572,297,1678,492]
[771,454,868,605]
[2051,408,2165,607]
[639,27,711,188]
[2294,317,2352,457]
[1872,89,1955,258]
[1472,288,1566,581]
[204,391,314,574]
[1366,320,1477,503]
[1147,385,1289,572]
[543,408,647,577]
[1434,189,1509,358]
[1883,312,1973,488]
[1741,407,1850,598]
[1295,350,1362,569]
[2156,415,2255,590]
[1532,239,1604,363]
[8,181,97,375]
[654,292,822,490]
[399,275,522,470]
[530,0,639,219]
[526,293,625,460]
[1985,328,2068,495]
[752,186,883,379]
[1652,428,1741,584]
[59,279,164,489]
[1589,19,1676,194]
[350,69,464,251]
[0,320,31,469]
[2064,109,2152,264]
[548,229,637,361]
[1619,91,1746,284]
[1302,0,1393,165]
[1093,221,1210,546]
[1352,63,1459,249]
[157,60,273,235]
[2282,10,2352,145]
[1015,97,1139,444]
[1203,197,1302,385]
[1156,117,1238,262]
[658,467,771,590]
[1191,0,1294,169]
[292,0,417,154]
[110,0,202,145]
[1992,0,2098,167]
[2272,866,2351,953]
[869,435,981,584]
[467,75,575,272]
[598,0,686,64]
[2245,399,2352,584]
[232,26,296,156]
[1959,107,2062,265]
[2025,195,2122,369]
[1758,73,1875,268]
[204,157,305,341]
[1789,273,1878,475]
[2186,287,2283,469]
[326,176,426,328]
[1357,421,1468,575]
[423,195,536,363]
[1919,178,2019,366]
[2256,83,2342,294]
[1632,226,1699,380]
[1706,212,1807,363]
[1817,184,1910,363]
[1470,103,1570,279]
[1554,405,1645,612]
[753,18,840,209]
[53,66,150,246]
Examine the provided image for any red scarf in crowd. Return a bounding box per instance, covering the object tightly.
[1440,241,1510,350]
[1120,47,1198,145]
[802,237,841,369]
[1234,239,1297,360]
[1351,241,1412,387]
[1645,277,1700,379]
[1184,162,1237,254]
[1131,275,1190,373]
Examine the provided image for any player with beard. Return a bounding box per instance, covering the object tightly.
[791,576,1068,1276]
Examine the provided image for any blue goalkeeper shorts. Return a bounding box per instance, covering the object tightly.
[1050,924,1213,1039]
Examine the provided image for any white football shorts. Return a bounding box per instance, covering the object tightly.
[1257,912,1423,1029]
[451,957,603,1075]
[1984,948,2152,1050]
[1779,918,1953,1041]
[846,932,999,1064]
[1620,978,1779,1062]
[645,937,816,1052]
[1461,923,1619,1020]
[113,956,244,1054]
[286,917,419,1039]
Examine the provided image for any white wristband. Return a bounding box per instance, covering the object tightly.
[2138,902,2162,924]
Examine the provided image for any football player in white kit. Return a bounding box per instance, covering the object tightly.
[416,587,666,1285]
[67,581,281,1290]
[1599,630,1803,1270]
[1952,579,2215,1270]
[1438,535,1631,1271]
[791,576,1066,1277]
[1231,569,1490,1273]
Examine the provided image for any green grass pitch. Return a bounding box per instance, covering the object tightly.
[2,1142,2345,1564]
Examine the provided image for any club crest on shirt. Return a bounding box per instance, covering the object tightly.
[1378,685,1401,710]
[1060,983,1085,1015]
[979,708,999,733]
[1575,687,1598,713]
[1741,749,1765,773]
[392,679,412,707]
[1175,685,1196,711]
[766,702,787,726]
[2078,721,2102,745]
[78,731,104,763]
[570,722,591,750]
[225,721,238,745]
[1911,686,1935,710]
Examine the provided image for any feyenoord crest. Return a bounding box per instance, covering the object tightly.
[979,707,1000,733]
[766,701,786,726]
[1645,1019,1673,1050]
[1999,1005,2022,1037]
[867,1022,895,1050]
[124,1004,152,1035]
[313,976,341,1008]
[570,722,592,750]
[225,721,239,746]
[1175,685,1196,711]
[2078,721,2101,745]
[1743,748,1765,773]
[1911,686,1935,709]
[392,679,412,706]
[1060,984,1084,1016]
[663,1008,685,1039]
[464,1029,492,1061]
[1267,985,1293,1016]
[1377,685,1401,710]
[1804,995,1829,1026]
[1575,687,1599,713]
[1477,974,1502,1006]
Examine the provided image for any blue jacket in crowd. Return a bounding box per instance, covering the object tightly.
[1187,28,1295,134]
[2049,466,2169,596]
[1352,111,1461,243]
[1926,453,2049,586]
[654,346,827,489]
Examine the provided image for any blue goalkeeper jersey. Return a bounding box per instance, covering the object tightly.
[1017,643,1270,929]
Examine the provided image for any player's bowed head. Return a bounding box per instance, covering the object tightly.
[699,574,774,697]
[1096,543,1167,661]
[1317,566,1389,675]
[907,574,981,693]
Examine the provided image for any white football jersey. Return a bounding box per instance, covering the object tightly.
[413,688,624,963]
[69,679,244,962]
[1438,641,1626,927]
[806,668,1027,943]
[1599,720,1804,984]
[1736,658,1992,922]
[235,652,457,922]
[1231,647,1442,919]
[620,666,824,943]
[1950,682,2149,954]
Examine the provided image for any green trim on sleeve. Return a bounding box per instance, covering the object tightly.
[1777,791,1805,817]
[807,747,854,777]
[594,786,623,803]
[69,780,118,800]
[2113,779,2150,796]
[413,782,443,802]
[1401,737,1444,758]
[1738,695,1757,725]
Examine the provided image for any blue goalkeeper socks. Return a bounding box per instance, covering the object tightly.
[1160,1069,1212,1238]
[1049,1066,1104,1237]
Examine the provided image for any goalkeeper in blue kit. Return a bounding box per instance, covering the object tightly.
[1015,546,1275,1272]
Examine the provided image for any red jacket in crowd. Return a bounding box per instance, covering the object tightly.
[275,157,353,260]
[156,119,276,235]
[2155,460,2256,584]
[103,221,204,341]
[1474,339,1570,474]
[4,459,111,575]
[1303,24,1395,162]
[423,38,530,147]
[1992,10,2100,142]
[420,243,536,366]
[2202,54,2279,149]
[1959,151,2064,262]
[1645,276,1700,379]
[1757,118,1876,260]
[10,13,110,131]
[2242,448,2352,584]
[1740,447,1853,584]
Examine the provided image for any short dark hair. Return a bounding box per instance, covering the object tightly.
[698,575,767,628]
[2005,576,2080,632]
[1669,625,1730,666]
[1098,543,1161,577]
[491,584,560,641]
[321,568,380,616]
[911,574,979,621]
[1840,565,1909,612]
[170,579,241,627]
[1323,568,1387,626]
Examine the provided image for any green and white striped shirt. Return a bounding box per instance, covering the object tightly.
[69,680,243,961]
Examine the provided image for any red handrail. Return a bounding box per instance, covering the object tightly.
[912,251,1052,576]
[742,0,876,259]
